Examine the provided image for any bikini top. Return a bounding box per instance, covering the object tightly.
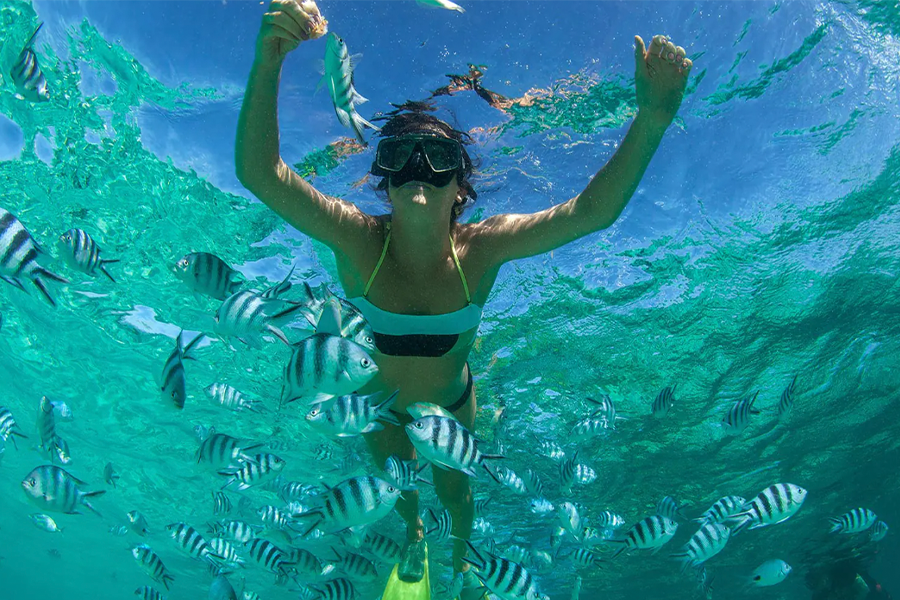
[346,222,483,358]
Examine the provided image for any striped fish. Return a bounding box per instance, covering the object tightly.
[196,433,261,469]
[166,522,221,562]
[212,491,232,516]
[214,290,304,348]
[173,252,241,300]
[287,547,328,579]
[652,385,676,418]
[308,288,377,353]
[206,383,262,413]
[559,450,579,494]
[384,455,431,491]
[257,505,293,530]
[656,496,681,520]
[57,229,118,282]
[20,465,104,516]
[581,526,615,546]
[557,502,584,541]
[306,390,400,437]
[534,437,566,462]
[570,415,606,442]
[497,466,527,495]
[670,523,730,571]
[50,435,71,465]
[127,510,151,536]
[159,331,204,409]
[728,483,807,534]
[504,545,530,565]
[695,495,746,527]
[259,265,295,300]
[870,520,889,542]
[474,496,492,517]
[218,453,285,491]
[0,208,68,306]
[574,463,596,485]
[425,507,453,542]
[586,395,621,429]
[530,498,554,515]
[307,577,357,600]
[246,537,290,575]
[320,33,379,144]
[297,476,401,536]
[722,391,760,435]
[405,415,503,481]
[565,547,600,568]
[279,480,319,503]
[282,333,378,405]
[331,548,378,581]
[36,395,56,452]
[0,406,27,447]
[596,511,626,529]
[524,469,543,497]
[10,23,49,102]
[828,508,877,534]
[209,519,257,544]
[610,515,679,557]
[364,531,402,564]
[134,585,165,600]
[778,375,798,421]
[131,544,174,590]
[208,538,245,568]
[463,541,548,600]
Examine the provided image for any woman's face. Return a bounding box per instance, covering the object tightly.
[384,132,463,218]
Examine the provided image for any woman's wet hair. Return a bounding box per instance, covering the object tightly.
[370,109,478,221]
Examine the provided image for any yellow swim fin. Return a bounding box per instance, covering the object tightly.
[382,543,431,600]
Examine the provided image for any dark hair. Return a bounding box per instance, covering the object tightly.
[370,110,478,221]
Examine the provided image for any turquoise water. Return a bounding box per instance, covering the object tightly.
[1,0,899,599]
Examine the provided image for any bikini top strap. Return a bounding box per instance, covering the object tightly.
[449,232,471,304]
[363,221,392,297]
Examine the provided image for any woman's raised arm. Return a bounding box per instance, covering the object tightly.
[235,0,372,254]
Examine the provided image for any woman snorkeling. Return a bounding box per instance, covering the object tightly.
[236,1,692,597]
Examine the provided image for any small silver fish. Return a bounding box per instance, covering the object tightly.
[530,498,555,515]
[29,513,63,533]
[58,229,118,282]
[749,559,791,587]
[127,510,151,536]
[11,23,49,102]
[206,383,263,413]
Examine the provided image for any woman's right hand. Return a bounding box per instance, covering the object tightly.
[255,0,327,67]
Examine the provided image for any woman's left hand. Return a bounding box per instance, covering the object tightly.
[634,34,693,127]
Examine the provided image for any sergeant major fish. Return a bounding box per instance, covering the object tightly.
[282,332,378,405]
[196,432,261,470]
[695,495,745,527]
[159,331,205,409]
[384,455,431,491]
[58,229,119,282]
[406,415,503,481]
[0,405,28,448]
[319,33,379,144]
[652,385,676,418]
[610,515,678,557]
[173,252,241,300]
[21,465,105,516]
[297,476,401,536]
[214,290,305,348]
[219,453,285,491]
[131,544,174,590]
[463,541,549,600]
[670,523,730,572]
[829,508,877,534]
[10,23,49,102]
[778,375,798,421]
[206,383,263,413]
[0,207,68,306]
[305,390,400,437]
[722,391,760,435]
[728,483,807,534]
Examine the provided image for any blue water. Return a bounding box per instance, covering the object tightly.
[0,0,898,599]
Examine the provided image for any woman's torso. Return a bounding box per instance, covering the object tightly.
[334,216,500,412]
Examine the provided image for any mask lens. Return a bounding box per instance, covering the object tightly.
[376,138,417,172]
[421,139,461,172]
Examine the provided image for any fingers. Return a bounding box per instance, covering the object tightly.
[634,34,647,58]
[265,0,316,41]
[644,33,692,75]
[648,34,667,57]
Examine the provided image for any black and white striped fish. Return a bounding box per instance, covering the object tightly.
[307,289,377,353]
[257,505,293,530]
[331,548,378,581]
[208,537,245,568]
[50,435,71,465]
[581,526,615,546]
[279,480,319,503]
[504,545,530,566]
[364,531,402,564]
[196,433,261,469]
[215,289,305,349]
[463,541,549,600]
[127,510,151,536]
[778,375,798,421]
[306,577,357,600]
[218,453,285,491]
[282,333,378,405]
[565,547,601,569]
[246,537,290,575]
[727,483,807,534]
[829,508,877,534]
[870,520,889,542]
[670,523,730,571]
[10,23,49,102]
[570,414,607,442]
[534,438,566,462]
[524,469,543,497]
[206,382,263,413]
[652,385,676,418]
[406,415,503,481]
[57,229,118,282]
[20,465,104,516]
[596,511,626,530]
[425,507,453,542]
[36,395,56,452]
[610,515,679,557]
[586,394,622,429]
[0,405,27,448]
[166,522,221,563]
[0,208,68,306]
[298,476,401,536]
[559,451,579,494]
[287,547,328,579]
[574,463,596,485]
[320,33,379,144]
[656,496,682,520]
[209,519,257,544]
[173,252,241,300]
[530,497,554,515]
[474,496,492,517]
[306,391,399,437]
[212,491,232,516]
[131,544,174,590]
[134,585,165,600]
[159,331,204,409]
[497,466,527,495]
[695,495,746,527]
[721,391,760,435]
[384,455,431,491]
